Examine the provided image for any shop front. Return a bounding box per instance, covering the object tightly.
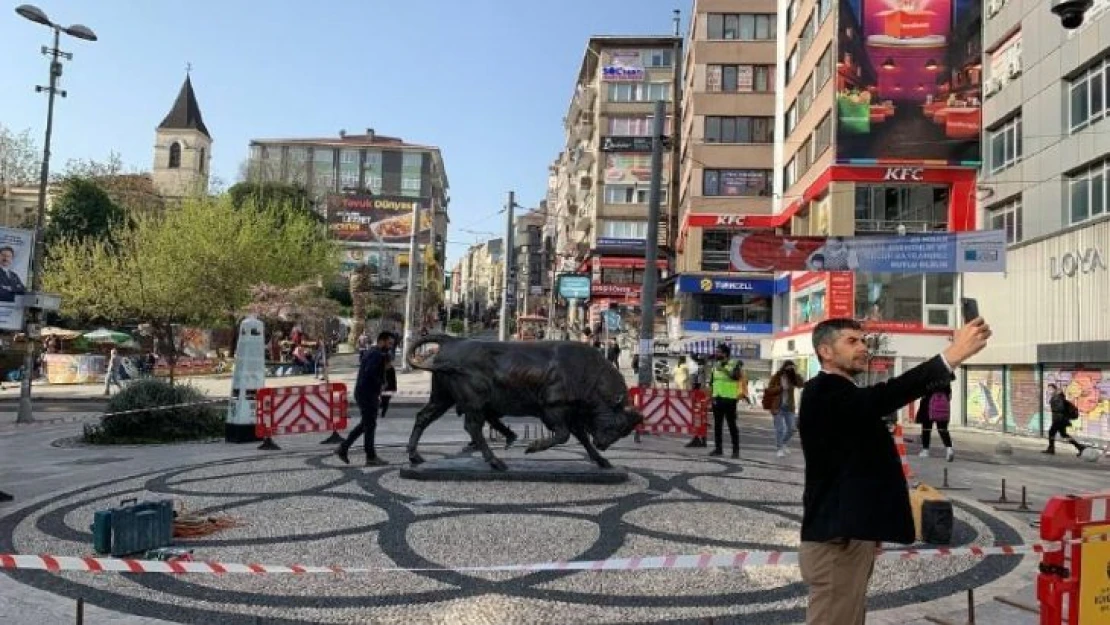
[960,218,1110,444]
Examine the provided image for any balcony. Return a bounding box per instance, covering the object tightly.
[854,219,945,234]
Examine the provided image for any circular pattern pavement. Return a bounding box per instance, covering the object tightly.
[0,443,1028,624]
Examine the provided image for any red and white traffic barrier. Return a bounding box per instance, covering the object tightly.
[255,383,348,449]
[4,535,1106,576]
[629,387,709,438]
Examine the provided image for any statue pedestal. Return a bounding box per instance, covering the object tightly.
[399,457,629,484]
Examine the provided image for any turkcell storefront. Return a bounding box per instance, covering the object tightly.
[960,218,1110,444]
[669,275,779,375]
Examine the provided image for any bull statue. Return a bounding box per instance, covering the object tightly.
[405,335,644,471]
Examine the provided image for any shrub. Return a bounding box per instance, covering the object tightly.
[447,319,464,335]
[83,379,224,444]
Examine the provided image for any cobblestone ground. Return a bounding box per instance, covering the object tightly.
[0,435,1037,625]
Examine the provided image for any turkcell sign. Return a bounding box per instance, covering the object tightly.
[676,276,775,296]
[557,274,591,300]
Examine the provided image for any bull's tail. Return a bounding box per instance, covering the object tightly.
[405,333,461,371]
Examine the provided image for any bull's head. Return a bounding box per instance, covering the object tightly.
[593,395,644,451]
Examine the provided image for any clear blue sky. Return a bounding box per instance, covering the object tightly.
[1,0,685,267]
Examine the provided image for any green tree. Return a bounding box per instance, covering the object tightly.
[58,153,166,216]
[227,181,314,216]
[43,177,129,248]
[44,195,338,381]
[0,124,40,187]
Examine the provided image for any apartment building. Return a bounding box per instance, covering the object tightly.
[455,239,504,327]
[510,208,550,317]
[959,1,1110,444]
[550,35,681,337]
[671,0,781,368]
[247,130,450,327]
[767,0,983,398]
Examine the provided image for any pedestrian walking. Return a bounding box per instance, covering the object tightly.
[336,332,394,467]
[798,317,990,624]
[917,383,955,461]
[1043,383,1088,456]
[606,338,621,368]
[709,344,742,458]
[764,361,804,457]
[380,348,398,418]
[103,348,124,396]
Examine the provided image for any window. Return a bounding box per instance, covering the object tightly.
[340,150,359,165]
[288,147,308,163]
[856,274,937,325]
[702,169,773,197]
[786,49,799,81]
[641,49,673,67]
[1068,159,1109,225]
[988,198,1023,244]
[600,267,659,284]
[400,176,422,197]
[818,0,832,23]
[704,116,774,143]
[813,113,832,157]
[707,13,776,40]
[608,116,652,136]
[785,103,798,135]
[706,64,775,93]
[988,117,1022,174]
[314,148,334,164]
[853,185,950,232]
[786,0,798,28]
[691,292,773,325]
[798,76,815,117]
[604,185,667,204]
[198,147,206,173]
[601,220,649,239]
[1069,58,1108,132]
[608,82,671,102]
[784,158,797,188]
[815,46,833,87]
[402,152,424,169]
[799,17,815,58]
[797,137,813,174]
[168,142,181,169]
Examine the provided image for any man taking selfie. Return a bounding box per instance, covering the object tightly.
[798,316,991,624]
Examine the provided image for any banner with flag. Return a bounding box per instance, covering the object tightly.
[729,230,1006,273]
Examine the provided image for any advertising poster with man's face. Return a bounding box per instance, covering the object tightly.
[0,227,34,332]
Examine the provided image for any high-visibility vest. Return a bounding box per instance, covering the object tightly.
[711,359,741,399]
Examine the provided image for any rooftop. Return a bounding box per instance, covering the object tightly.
[158,75,211,139]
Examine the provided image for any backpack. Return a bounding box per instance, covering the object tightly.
[928,392,950,423]
[762,381,783,411]
[1065,399,1080,421]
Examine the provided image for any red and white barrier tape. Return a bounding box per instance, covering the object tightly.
[0,540,1094,575]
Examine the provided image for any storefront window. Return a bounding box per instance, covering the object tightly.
[855,273,923,323]
[688,293,772,325]
[599,267,658,284]
[700,230,731,271]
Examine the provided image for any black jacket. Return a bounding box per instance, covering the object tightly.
[799,355,952,544]
[354,347,385,406]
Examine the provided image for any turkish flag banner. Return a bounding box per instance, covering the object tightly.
[729,234,827,272]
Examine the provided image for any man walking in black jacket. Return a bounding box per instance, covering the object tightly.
[336,331,395,467]
[799,317,991,624]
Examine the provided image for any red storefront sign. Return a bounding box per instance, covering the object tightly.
[591,283,640,297]
[827,272,855,318]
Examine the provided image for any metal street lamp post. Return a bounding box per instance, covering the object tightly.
[14,4,98,425]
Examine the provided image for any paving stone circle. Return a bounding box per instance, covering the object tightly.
[0,443,1027,624]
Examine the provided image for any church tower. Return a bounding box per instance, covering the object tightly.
[152,73,212,199]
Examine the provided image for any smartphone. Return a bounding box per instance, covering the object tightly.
[961,297,980,323]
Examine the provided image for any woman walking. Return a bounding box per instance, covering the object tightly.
[917,383,955,461]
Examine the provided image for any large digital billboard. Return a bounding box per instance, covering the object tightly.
[835,0,982,166]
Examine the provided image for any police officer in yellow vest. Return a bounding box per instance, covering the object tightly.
[710,343,745,458]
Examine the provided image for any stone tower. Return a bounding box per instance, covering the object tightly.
[152,73,212,199]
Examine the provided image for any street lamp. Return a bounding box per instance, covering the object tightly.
[14,4,97,425]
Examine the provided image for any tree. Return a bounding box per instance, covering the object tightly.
[42,177,128,248]
[228,181,311,215]
[58,153,166,216]
[45,195,339,381]
[0,124,40,187]
[244,283,341,340]
[348,264,374,344]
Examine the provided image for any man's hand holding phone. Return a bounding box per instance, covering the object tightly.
[943,317,992,368]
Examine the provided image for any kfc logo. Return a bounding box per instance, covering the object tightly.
[715,215,747,226]
[883,167,925,181]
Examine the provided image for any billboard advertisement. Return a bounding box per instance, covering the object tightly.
[835,0,982,165]
[326,194,433,244]
[728,230,1006,273]
[0,227,33,332]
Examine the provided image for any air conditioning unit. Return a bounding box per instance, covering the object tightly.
[983,78,1001,97]
[987,0,1000,17]
[1008,60,1022,78]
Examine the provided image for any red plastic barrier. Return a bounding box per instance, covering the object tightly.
[629,387,709,438]
[1038,491,1110,625]
[255,383,348,449]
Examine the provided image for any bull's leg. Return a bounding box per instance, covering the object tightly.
[525,410,571,455]
[407,399,453,465]
[570,424,613,469]
[464,412,507,471]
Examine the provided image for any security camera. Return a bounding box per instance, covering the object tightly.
[1051,0,1093,29]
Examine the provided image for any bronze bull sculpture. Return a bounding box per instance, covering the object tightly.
[405,335,643,471]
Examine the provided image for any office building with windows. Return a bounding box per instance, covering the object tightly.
[959,2,1110,444]
[763,0,983,412]
[246,129,450,328]
[670,0,780,368]
[550,35,681,335]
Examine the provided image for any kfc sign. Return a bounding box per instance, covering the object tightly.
[687,214,749,228]
[883,167,925,182]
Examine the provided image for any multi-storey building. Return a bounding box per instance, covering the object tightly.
[553,35,682,338]
[767,0,982,400]
[671,0,781,371]
[510,207,550,317]
[246,130,449,328]
[455,238,505,328]
[959,2,1110,444]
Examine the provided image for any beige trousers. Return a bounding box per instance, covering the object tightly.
[799,539,878,625]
